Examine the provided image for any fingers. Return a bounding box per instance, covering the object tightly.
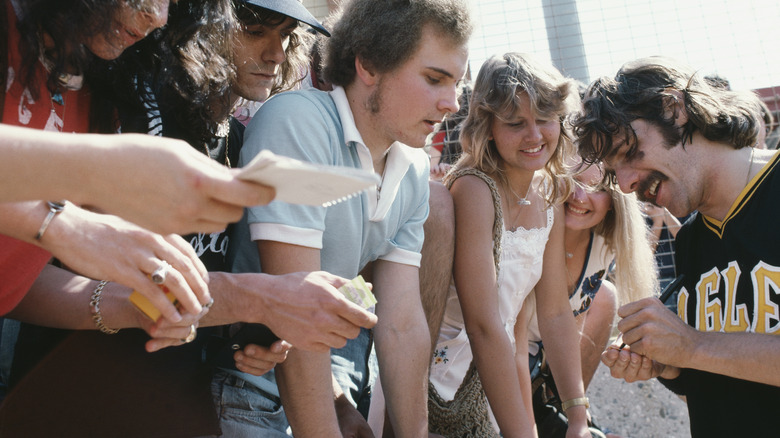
[601,345,620,368]
[165,234,209,281]
[153,235,211,317]
[601,345,654,383]
[335,298,378,330]
[130,263,183,323]
[337,308,376,336]
[213,169,276,208]
[144,312,204,352]
[234,341,291,376]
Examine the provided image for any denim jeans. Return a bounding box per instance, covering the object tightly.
[331,327,377,417]
[207,328,377,436]
[209,370,291,437]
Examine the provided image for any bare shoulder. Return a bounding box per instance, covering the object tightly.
[449,173,497,227]
[449,173,495,205]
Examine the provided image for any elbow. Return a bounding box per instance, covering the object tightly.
[464,321,505,346]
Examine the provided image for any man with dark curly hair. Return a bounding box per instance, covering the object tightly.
[574,56,780,438]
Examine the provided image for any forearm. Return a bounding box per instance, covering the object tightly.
[374,312,429,437]
[196,271,270,326]
[538,311,587,423]
[0,201,52,245]
[276,350,341,437]
[470,328,534,437]
[7,264,143,330]
[687,331,780,386]
[0,125,97,203]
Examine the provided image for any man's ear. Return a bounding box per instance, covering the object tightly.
[355,56,378,87]
[662,89,689,127]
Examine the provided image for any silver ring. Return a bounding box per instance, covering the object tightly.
[151,261,171,285]
[203,298,215,310]
[181,325,197,344]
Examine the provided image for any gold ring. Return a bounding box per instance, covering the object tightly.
[181,325,197,344]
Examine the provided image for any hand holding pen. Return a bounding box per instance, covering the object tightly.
[617,274,686,350]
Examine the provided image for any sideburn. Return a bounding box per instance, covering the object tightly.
[367,79,384,114]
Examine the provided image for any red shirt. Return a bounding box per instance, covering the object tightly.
[0,1,92,315]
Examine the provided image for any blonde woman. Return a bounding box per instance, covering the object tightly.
[428,52,589,438]
[523,161,658,436]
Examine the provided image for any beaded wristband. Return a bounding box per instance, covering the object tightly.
[561,396,590,412]
[89,280,119,334]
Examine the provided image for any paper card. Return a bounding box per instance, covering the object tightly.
[237,150,380,206]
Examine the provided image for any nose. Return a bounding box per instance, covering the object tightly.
[613,163,640,194]
[438,86,459,115]
[263,33,287,65]
[570,183,587,204]
[525,121,543,143]
[141,1,169,33]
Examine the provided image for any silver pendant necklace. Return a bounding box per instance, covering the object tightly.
[509,180,533,206]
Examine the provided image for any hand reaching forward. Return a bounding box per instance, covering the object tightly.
[83,133,275,235]
[0,126,275,235]
[43,203,211,323]
[210,271,378,352]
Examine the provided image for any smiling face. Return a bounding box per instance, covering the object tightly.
[232,15,297,102]
[364,25,469,149]
[565,164,612,231]
[490,92,561,173]
[85,0,169,60]
[603,118,700,217]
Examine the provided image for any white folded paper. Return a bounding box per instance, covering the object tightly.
[237,150,380,206]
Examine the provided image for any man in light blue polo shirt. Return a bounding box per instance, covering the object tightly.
[229,0,473,435]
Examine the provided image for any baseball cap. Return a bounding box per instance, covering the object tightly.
[240,0,330,36]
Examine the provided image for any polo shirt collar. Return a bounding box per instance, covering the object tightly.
[329,86,417,221]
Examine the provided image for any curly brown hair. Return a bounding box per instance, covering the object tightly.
[573,56,765,168]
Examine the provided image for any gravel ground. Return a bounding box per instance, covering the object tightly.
[587,362,691,438]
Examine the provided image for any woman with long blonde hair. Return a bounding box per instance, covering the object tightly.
[524,159,658,436]
[428,52,589,438]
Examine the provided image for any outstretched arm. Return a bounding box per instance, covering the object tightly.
[0,201,209,322]
[0,124,274,234]
[372,259,429,437]
[450,175,535,438]
[8,265,376,355]
[535,206,589,438]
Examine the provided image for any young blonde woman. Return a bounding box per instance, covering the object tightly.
[523,162,658,437]
[428,52,589,438]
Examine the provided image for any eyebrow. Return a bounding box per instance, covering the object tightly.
[426,66,456,79]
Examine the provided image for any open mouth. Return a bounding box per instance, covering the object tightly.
[638,171,667,203]
[566,203,589,215]
[424,119,440,131]
[648,179,660,197]
[523,144,544,154]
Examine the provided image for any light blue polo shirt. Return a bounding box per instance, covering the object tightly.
[232,86,429,278]
[226,86,430,397]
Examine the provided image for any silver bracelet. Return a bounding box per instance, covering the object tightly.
[34,201,66,240]
[89,280,119,335]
